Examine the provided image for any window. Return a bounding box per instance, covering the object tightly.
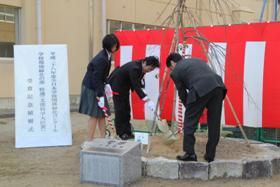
[108,20,121,34]
[121,22,133,30]
[0,5,20,58]
[145,25,157,30]
[134,23,145,30]
[107,20,166,34]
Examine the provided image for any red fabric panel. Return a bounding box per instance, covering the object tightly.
[262,41,280,128]
[130,44,146,120]
[115,23,280,128]
[158,30,175,120]
[224,41,245,126]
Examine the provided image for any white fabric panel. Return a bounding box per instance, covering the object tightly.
[243,42,265,127]
[120,45,133,66]
[185,44,193,58]
[208,42,227,125]
[144,45,161,120]
[119,45,133,118]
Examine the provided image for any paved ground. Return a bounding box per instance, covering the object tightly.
[0,112,280,187]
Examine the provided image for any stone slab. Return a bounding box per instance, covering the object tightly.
[271,157,280,175]
[80,138,141,187]
[242,159,272,179]
[209,160,243,179]
[146,157,179,179]
[179,161,209,180]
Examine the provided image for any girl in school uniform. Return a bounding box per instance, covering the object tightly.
[79,34,119,148]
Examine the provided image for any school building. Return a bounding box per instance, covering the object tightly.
[0,0,278,113]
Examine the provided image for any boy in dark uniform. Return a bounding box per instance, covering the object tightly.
[108,56,160,140]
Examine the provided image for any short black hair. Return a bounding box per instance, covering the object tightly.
[166,53,183,67]
[102,34,120,52]
[144,56,160,68]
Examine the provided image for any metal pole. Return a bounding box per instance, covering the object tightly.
[274,0,278,21]
[36,0,42,44]
[101,0,107,37]
[89,0,94,59]
[259,0,268,22]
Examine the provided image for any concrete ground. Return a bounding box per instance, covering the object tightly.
[0,112,280,187]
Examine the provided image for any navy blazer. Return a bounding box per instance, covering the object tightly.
[82,49,111,97]
[108,60,146,99]
[170,58,227,106]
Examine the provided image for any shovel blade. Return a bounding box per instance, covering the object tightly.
[162,130,177,145]
[157,119,170,133]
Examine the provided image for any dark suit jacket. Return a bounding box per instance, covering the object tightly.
[108,60,146,99]
[170,58,226,106]
[82,49,111,97]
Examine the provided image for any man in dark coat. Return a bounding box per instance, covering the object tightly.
[108,56,160,140]
[166,53,227,162]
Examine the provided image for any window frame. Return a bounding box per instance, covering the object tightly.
[106,19,165,34]
[0,5,21,62]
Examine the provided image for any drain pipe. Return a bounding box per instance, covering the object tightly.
[101,0,106,37]
[273,0,278,21]
[36,0,42,44]
[89,0,94,59]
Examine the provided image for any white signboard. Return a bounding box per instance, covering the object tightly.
[14,45,72,148]
[134,132,150,145]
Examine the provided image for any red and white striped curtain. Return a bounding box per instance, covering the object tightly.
[114,22,280,129]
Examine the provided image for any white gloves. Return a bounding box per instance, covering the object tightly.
[142,89,147,95]
[146,100,155,112]
[104,84,113,98]
[142,96,156,112]
[97,96,105,109]
[142,96,149,102]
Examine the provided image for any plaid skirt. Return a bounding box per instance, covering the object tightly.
[78,85,110,118]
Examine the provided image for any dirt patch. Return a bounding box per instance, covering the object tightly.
[143,133,265,161]
[0,112,279,187]
[0,120,8,125]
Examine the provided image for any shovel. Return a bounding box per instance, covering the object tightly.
[156,115,177,145]
[97,97,115,137]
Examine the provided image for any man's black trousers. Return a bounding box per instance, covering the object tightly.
[113,93,133,136]
[183,87,225,159]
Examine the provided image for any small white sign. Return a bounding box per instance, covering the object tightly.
[134,132,150,145]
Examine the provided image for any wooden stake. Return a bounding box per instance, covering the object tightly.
[225,95,250,145]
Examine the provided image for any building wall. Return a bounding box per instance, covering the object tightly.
[0,0,37,99]
[0,0,91,99]
[0,0,279,101]
[0,0,21,7]
[106,0,177,26]
[42,0,90,95]
[106,0,278,27]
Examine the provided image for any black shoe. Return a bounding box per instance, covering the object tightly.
[120,134,130,140]
[127,134,135,139]
[204,154,214,163]
[176,153,197,162]
[119,133,134,140]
